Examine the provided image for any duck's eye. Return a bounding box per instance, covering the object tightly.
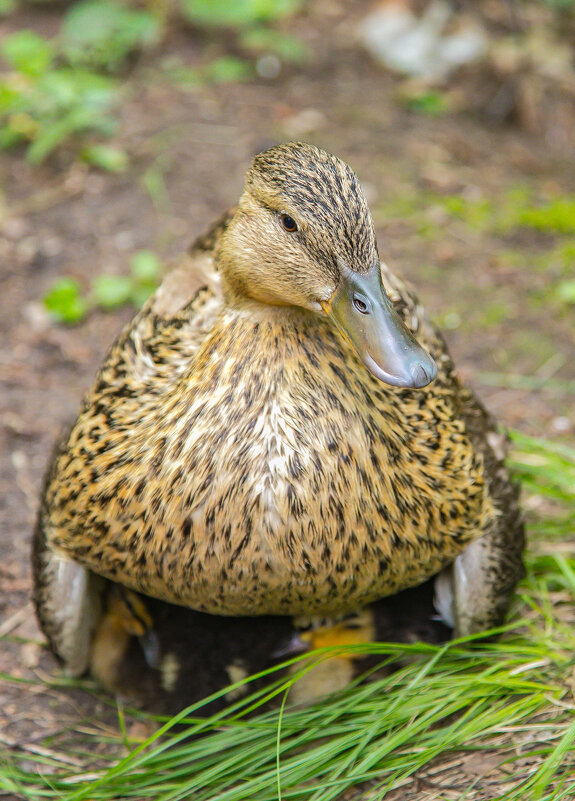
[353,296,369,314]
[280,214,298,233]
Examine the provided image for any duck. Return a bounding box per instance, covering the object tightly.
[33,142,524,690]
[85,580,296,715]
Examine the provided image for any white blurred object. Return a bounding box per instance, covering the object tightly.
[358,0,487,82]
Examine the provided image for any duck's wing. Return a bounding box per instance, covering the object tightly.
[32,210,234,674]
[440,384,525,635]
[32,515,105,675]
[381,261,524,634]
[147,207,234,318]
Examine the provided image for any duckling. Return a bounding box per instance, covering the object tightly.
[84,579,450,715]
[88,581,296,715]
[33,142,524,681]
[286,581,452,705]
[88,584,160,694]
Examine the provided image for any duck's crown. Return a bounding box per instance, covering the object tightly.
[245,142,378,281]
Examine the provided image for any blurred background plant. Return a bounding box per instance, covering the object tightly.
[0,0,308,165]
[43,249,162,322]
[0,28,121,164]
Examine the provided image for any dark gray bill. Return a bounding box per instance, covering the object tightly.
[322,262,437,388]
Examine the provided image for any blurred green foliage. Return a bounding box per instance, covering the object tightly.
[2,28,53,75]
[161,56,253,91]
[204,56,253,83]
[181,0,303,28]
[402,90,448,116]
[377,184,575,242]
[0,29,120,163]
[81,143,129,172]
[556,280,575,304]
[515,198,575,234]
[0,0,17,15]
[62,0,160,72]
[433,187,575,236]
[0,0,307,164]
[544,0,575,9]
[44,251,162,324]
[240,28,308,62]
[43,277,89,324]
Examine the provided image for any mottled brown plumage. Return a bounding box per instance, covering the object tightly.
[33,142,524,679]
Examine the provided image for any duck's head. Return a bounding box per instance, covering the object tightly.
[218,142,436,389]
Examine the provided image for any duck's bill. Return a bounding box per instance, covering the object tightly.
[322,263,437,389]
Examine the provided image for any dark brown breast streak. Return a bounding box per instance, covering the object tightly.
[46,305,495,616]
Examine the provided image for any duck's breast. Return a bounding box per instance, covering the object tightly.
[46,308,494,616]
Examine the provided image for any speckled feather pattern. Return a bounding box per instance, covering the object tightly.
[40,272,496,616]
[36,142,521,630]
[247,145,378,280]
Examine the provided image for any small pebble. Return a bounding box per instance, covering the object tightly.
[85,174,106,195]
[256,54,281,80]
[22,301,51,333]
[16,237,39,264]
[115,230,135,251]
[281,108,326,137]
[361,182,379,205]
[11,450,28,471]
[21,642,41,669]
[551,416,572,433]
[1,217,28,241]
[42,236,63,257]
[443,311,461,330]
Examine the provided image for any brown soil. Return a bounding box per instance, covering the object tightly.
[1,1,574,797]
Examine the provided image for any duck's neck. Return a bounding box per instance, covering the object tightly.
[222,289,317,329]
[219,266,302,312]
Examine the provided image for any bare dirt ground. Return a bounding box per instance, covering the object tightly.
[1,0,574,797]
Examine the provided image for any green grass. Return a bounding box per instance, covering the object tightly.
[1,431,574,801]
[43,250,162,323]
[377,184,575,239]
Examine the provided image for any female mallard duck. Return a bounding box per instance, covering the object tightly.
[33,142,524,682]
